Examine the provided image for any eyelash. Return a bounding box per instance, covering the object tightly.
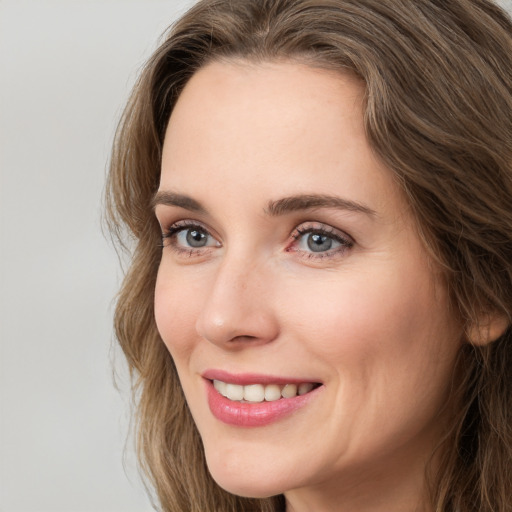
[289,224,354,260]
[160,220,354,260]
[161,220,218,257]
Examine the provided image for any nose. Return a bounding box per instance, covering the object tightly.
[195,254,280,348]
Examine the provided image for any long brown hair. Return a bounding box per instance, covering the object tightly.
[106,1,512,510]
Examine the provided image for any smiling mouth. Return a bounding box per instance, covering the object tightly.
[212,380,321,403]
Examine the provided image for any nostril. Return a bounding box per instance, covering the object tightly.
[230,334,259,342]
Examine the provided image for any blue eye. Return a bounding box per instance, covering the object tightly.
[176,227,212,248]
[162,222,219,253]
[291,224,353,257]
[160,220,352,260]
[301,232,340,252]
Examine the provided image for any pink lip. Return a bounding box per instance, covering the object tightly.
[202,369,318,386]
[203,372,323,428]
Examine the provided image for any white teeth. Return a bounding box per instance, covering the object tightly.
[281,383,298,398]
[244,384,265,402]
[225,383,244,401]
[298,383,314,395]
[264,384,282,402]
[213,379,227,396]
[213,380,317,402]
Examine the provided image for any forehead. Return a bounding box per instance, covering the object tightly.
[165,59,365,152]
[167,59,365,135]
[160,59,407,222]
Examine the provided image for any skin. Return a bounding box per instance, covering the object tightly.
[154,60,463,512]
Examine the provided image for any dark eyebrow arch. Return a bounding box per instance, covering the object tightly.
[152,191,208,214]
[265,194,376,217]
[152,191,376,218]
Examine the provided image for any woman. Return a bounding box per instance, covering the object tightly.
[106,0,512,510]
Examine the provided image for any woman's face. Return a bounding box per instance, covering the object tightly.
[154,61,462,509]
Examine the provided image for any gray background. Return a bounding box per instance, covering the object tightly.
[1,0,511,511]
[0,1,194,511]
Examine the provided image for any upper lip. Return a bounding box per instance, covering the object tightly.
[202,369,321,386]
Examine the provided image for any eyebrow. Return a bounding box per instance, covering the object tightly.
[265,194,376,217]
[152,191,376,217]
[152,191,207,213]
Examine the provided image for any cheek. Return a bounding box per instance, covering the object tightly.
[282,258,460,385]
[280,262,462,455]
[154,267,202,360]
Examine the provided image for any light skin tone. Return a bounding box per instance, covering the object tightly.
[154,60,465,512]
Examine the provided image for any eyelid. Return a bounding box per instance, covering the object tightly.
[161,218,217,239]
[287,222,354,258]
[291,222,354,243]
[160,219,221,256]
[158,216,354,261]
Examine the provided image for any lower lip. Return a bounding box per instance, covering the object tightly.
[205,380,322,427]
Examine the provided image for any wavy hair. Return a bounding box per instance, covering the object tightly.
[106,1,512,510]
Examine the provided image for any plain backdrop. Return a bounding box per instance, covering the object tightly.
[0,1,195,511]
[1,1,511,511]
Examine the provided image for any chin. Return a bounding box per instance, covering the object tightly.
[213,478,282,499]
[204,448,290,498]
[209,470,285,499]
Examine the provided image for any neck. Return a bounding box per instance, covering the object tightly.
[283,443,436,512]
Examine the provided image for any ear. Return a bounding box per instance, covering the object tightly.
[467,312,510,346]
